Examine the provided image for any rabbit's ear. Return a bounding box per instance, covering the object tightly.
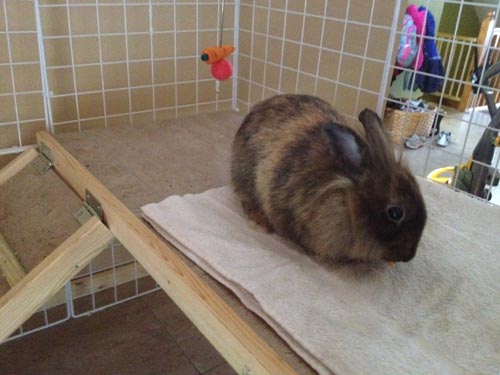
[322,121,367,180]
[358,109,396,166]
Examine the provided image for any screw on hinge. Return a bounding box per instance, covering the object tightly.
[32,142,53,174]
[74,190,103,225]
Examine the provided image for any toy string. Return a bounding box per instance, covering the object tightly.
[219,0,225,47]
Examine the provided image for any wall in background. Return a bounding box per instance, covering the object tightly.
[438,1,480,37]
[0,1,46,151]
[0,0,235,152]
[1,0,397,152]
[236,0,396,120]
[424,1,444,28]
[7,0,491,152]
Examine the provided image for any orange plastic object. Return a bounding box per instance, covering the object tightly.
[201,45,235,64]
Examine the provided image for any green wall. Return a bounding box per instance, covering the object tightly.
[438,2,480,37]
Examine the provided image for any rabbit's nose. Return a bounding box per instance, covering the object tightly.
[399,245,417,262]
[388,244,417,263]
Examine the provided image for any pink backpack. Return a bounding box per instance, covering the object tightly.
[396,14,418,67]
[396,5,426,70]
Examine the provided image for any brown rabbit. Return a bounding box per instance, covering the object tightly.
[231,94,427,263]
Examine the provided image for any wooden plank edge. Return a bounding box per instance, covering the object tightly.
[36,130,298,375]
[0,217,114,343]
[0,231,26,287]
[0,147,38,187]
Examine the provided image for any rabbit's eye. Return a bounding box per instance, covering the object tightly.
[386,204,405,224]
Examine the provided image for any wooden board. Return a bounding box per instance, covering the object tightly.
[0,217,113,342]
[37,130,297,375]
[0,232,26,287]
[0,148,38,187]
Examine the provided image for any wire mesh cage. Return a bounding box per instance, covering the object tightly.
[3,238,159,343]
[69,239,160,318]
[5,288,71,343]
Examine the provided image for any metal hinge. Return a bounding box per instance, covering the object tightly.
[74,190,104,225]
[32,142,53,174]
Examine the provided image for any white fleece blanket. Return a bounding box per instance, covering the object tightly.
[142,178,500,375]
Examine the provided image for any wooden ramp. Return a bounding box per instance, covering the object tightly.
[0,131,297,375]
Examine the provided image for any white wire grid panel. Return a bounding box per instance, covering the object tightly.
[1,0,498,199]
[236,0,397,117]
[0,0,237,155]
[4,239,160,343]
[4,285,72,343]
[34,0,236,129]
[235,0,500,203]
[383,0,500,205]
[0,0,50,156]
[69,239,160,319]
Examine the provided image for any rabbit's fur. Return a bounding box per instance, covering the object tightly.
[231,94,427,263]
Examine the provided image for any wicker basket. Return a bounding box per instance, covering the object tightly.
[383,104,437,145]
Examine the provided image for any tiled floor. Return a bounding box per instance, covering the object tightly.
[0,290,237,375]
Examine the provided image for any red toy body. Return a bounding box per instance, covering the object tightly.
[211,58,233,81]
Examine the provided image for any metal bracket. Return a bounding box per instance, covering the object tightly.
[74,190,104,225]
[32,143,53,174]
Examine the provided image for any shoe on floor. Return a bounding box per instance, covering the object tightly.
[436,131,451,147]
[404,134,426,149]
